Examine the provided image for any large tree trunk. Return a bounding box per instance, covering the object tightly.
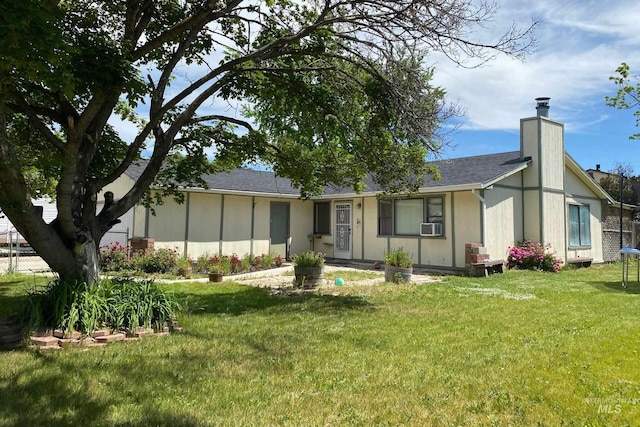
[71,239,100,287]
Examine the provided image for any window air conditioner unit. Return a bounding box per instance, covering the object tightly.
[420,222,442,237]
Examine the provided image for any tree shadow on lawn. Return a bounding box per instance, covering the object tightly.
[176,285,376,317]
[588,279,640,295]
[0,280,29,318]
[0,351,204,427]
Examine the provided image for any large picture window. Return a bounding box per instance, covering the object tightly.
[569,204,591,247]
[314,202,331,235]
[378,196,444,237]
[395,199,424,235]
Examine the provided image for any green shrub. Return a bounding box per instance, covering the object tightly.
[241,253,253,272]
[195,253,211,273]
[292,251,325,267]
[219,256,232,275]
[385,248,413,268]
[261,254,274,269]
[138,248,179,274]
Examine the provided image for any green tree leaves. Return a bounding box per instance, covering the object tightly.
[607,62,640,140]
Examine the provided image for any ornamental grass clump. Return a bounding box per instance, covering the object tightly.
[507,240,563,273]
[19,278,180,334]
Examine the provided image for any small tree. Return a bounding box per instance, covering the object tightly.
[607,62,640,140]
[598,162,638,205]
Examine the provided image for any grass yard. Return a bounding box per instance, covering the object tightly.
[1,264,640,425]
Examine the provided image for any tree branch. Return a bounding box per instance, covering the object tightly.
[189,115,255,130]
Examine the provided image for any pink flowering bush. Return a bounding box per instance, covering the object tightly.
[507,240,563,273]
[99,242,133,271]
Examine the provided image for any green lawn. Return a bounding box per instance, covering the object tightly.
[1,264,640,426]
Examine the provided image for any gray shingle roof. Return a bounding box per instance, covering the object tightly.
[422,150,529,188]
[124,161,299,195]
[322,150,530,195]
[124,151,530,197]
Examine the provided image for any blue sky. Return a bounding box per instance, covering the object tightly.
[112,1,640,175]
[431,0,640,174]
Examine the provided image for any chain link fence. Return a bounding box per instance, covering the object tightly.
[0,229,50,273]
[99,229,130,249]
[0,228,130,274]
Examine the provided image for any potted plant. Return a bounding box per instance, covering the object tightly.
[176,256,192,277]
[384,248,413,283]
[293,251,325,288]
[204,255,228,282]
[208,265,224,282]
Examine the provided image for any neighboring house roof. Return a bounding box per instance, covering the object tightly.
[584,165,635,207]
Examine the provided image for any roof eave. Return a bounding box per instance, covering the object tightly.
[564,153,616,203]
[164,186,302,199]
[481,159,531,188]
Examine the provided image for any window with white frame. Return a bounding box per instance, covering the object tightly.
[378,196,444,236]
[568,204,591,247]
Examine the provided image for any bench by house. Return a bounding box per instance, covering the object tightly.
[567,257,593,268]
[470,260,505,277]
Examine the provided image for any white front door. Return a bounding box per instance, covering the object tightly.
[334,202,352,259]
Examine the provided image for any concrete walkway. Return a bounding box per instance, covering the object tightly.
[161,262,440,289]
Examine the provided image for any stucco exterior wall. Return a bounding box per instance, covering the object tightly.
[521,119,540,188]
[186,192,222,256]
[288,198,314,255]
[219,195,253,255]
[132,205,146,237]
[362,196,387,261]
[452,191,480,268]
[485,185,523,262]
[542,191,566,258]
[565,169,604,262]
[116,187,313,259]
[523,190,540,242]
[148,196,187,252]
[540,121,564,190]
[101,174,135,202]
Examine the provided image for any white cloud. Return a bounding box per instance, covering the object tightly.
[431,0,640,134]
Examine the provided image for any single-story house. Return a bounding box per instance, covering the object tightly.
[105,99,615,271]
